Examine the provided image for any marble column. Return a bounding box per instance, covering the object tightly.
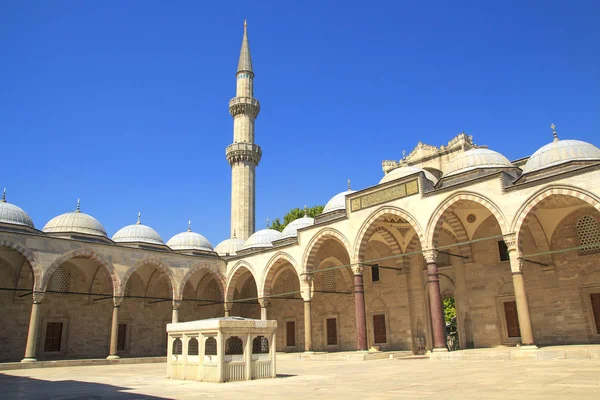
[300,273,314,352]
[505,234,536,348]
[423,250,447,351]
[224,303,230,317]
[172,300,181,324]
[258,299,270,320]
[107,296,123,360]
[352,265,368,352]
[22,292,45,363]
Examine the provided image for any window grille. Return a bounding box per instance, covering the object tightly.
[252,336,269,353]
[188,338,199,356]
[124,280,132,297]
[324,270,336,292]
[371,266,380,282]
[577,216,600,254]
[172,338,182,355]
[49,266,69,292]
[205,337,217,356]
[498,241,510,261]
[225,336,244,355]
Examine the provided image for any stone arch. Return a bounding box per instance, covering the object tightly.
[0,239,41,291]
[443,211,473,260]
[41,248,118,294]
[303,228,352,272]
[121,257,177,299]
[261,252,298,298]
[353,206,424,262]
[511,185,600,247]
[177,263,225,301]
[225,261,257,303]
[372,226,402,255]
[426,192,509,250]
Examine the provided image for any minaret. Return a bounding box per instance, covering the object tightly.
[226,20,261,240]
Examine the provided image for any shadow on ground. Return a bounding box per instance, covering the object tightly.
[0,374,168,400]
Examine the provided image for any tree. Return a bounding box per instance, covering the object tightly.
[268,205,324,232]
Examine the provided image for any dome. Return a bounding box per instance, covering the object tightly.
[112,213,163,245]
[323,189,356,213]
[43,201,106,237]
[167,222,213,252]
[522,139,600,175]
[214,237,246,256]
[444,148,513,177]
[281,215,315,238]
[380,166,438,185]
[0,190,34,228]
[240,229,283,251]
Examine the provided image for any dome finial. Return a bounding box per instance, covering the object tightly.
[187,220,192,232]
[551,123,559,142]
[266,217,270,228]
[1,188,5,203]
[347,178,351,190]
[76,198,81,212]
[304,204,308,217]
[137,212,141,225]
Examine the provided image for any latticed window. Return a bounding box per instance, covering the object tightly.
[577,216,600,255]
[324,270,336,292]
[205,337,217,355]
[225,336,243,355]
[252,336,269,353]
[498,241,510,261]
[188,338,199,355]
[49,266,69,292]
[172,338,182,355]
[124,280,132,297]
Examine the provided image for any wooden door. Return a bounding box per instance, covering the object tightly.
[326,318,337,345]
[117,324,127,351]
[286,321,295,347]
[591,293,600,334]
[373,314,387,343]
[44,322,63,352]
[504,301,521,338]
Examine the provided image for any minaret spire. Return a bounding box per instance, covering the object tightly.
[237,19,253,73]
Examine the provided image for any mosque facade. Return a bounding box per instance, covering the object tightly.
[1,23,600,363]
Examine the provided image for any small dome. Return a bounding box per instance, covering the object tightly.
[380,166,438,185]
[167,222,213,252]
[281,215,315,238]
[112,213,163,245]
[43,201,106,237]
[214,237,246,256]
[323,189,356,213]
[522,139,600,174]
[240,229,283,251]
[444,148,513,177]
[0,190,35,228]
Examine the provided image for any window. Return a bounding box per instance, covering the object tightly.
[498,241,510,261]
[188,338,199,355]
[205,337,217,356]
[326,318,337,345]
[117,324,127,351]
[49,266,69,292]
[324,270,336,292]
[371,266,380,282]
[225,336,243,355]
[252,336,269,353]
[286,321,296,347]
[577,216,600,255]
[44,322,63,352]
[373,314,387,344]
[172,338,182,355]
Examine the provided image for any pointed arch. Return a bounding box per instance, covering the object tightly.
[371,226,402,255]
[0,239,41,290]
[177,263,225,301]
[443,211,473,260]
[303,228,352,272]
[261,252,298,298]
[225,260,257,303]
[41,248,118,294]
[121,257,176,299]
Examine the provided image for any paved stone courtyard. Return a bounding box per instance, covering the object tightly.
[1,358,600,399]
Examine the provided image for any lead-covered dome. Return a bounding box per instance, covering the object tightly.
[323,189,356,213]
[240,228,283,251]
[43,201,106,237]
[167,222,213,252]
[112,213,163,245]
[0,190,35,228]
[214,237,246,256]
[380,166,438,185]
[443,148,513,177]
[522,139,600,174]
[281,215,315,238]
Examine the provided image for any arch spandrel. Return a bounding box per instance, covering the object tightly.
[302,228,352,273]
[121,257,177,299]
[260,252,298,298]
[225,260,257,303]
[177,263,226,301]
[0,239,41,291]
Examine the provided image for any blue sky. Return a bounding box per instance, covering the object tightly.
[1,1,599,245]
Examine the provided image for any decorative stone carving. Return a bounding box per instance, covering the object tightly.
[503,233,517,252]
[172,299,182,310]
[113,296,123,308]
[349,179,419,212]
[258,298,270,308]
[225,143,262,166]
[229,97,260,119]
[32,291,45,304]
[352,265,364,275]
[423,249,438,264]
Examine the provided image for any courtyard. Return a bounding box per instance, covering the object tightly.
[1,358,600,399]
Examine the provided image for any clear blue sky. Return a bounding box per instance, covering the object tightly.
[1,1,599,245]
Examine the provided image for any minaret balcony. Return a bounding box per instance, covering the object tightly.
[229,97,260,118]
[226,142,262,166]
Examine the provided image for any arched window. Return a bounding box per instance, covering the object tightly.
[172,338,182,355]
[252,336,269,354]
[188,338,199,356]
[225,336,243,355]
[577,216,600,255]
[49,265,69,292]
[205,337,217,356]
[324,270,336,292]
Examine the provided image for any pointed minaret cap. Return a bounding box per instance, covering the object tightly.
[348,179,351,190]
[1,188,5,203]
[76,199,81,213]
[188,220,192,232]
[136,212,141,225]
[237,19,253,74]
[551,123,559,142]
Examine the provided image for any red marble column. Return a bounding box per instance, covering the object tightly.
[424,250,447,351]
[353,266,368,351]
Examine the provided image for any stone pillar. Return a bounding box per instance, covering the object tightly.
[352,265,368,352]
[423,250,447,351]
[224,303,230,317]
[216,332,225,383]
[258,299,269,320]
[172,300,181,324]
[505,234,536,348]
[300,273,314,352]
[107,297,123,360]
[22,292,45,363]
[245,334,252,380]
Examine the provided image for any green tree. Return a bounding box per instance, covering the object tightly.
[443,297,456,323]
[269,205,324,232]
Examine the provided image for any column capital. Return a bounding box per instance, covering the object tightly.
[510,257,525,274]
[112,296,123,307]
[258,298,270,308]
[300,272,314,285]
[172,299,182,310]
[503,233,518,252]
[32,291,45,304]
[351,265,364,275]
[423,249,438,264]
